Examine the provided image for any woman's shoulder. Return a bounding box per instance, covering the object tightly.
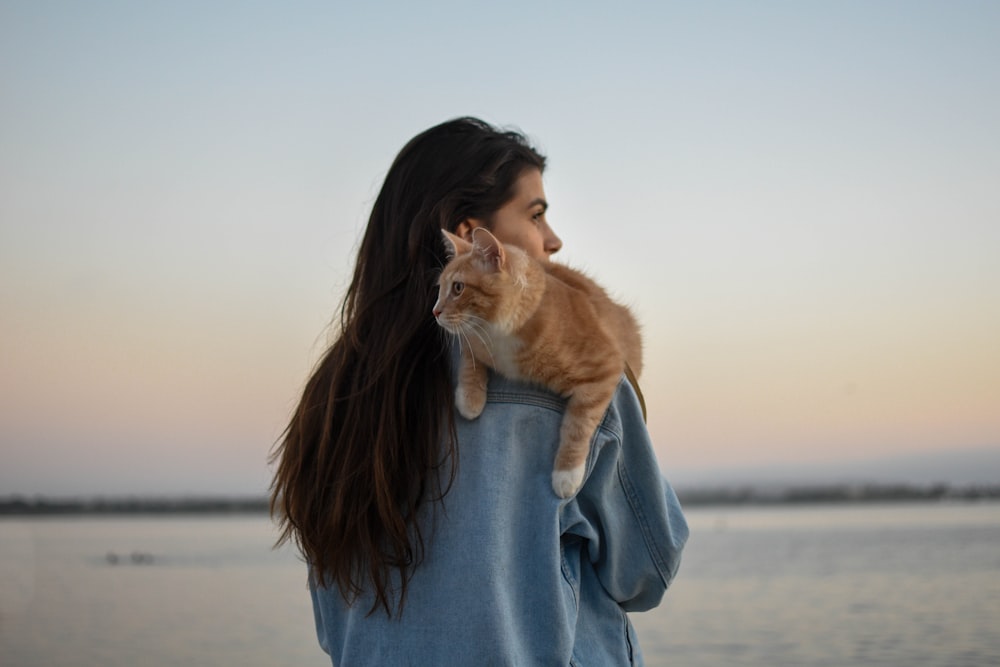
[603,374,647,436]
[483,371,567,412]
[483,370,644,440]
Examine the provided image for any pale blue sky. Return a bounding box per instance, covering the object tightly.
[2,1,998,495]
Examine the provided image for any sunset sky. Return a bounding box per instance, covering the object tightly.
[2,1,998,495]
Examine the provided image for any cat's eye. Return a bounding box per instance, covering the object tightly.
[452,281,464,295]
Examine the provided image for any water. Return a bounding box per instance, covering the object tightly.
[2,503,999,666]
[633,502,1000,667]
[0,516,326,667]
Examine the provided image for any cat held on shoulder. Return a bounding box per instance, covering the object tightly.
[433,228,642,498]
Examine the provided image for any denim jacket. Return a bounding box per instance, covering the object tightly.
[310,368,689,666]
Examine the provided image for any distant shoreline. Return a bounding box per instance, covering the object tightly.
[2,483,999,515]
[676,482,1000,507]
[0,496,270,516]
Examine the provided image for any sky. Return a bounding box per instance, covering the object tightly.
[1,1,998,496]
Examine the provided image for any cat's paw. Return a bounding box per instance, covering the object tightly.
[552,465,585,498]
[455,385,486,420]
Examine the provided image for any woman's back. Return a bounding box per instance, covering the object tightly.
[310,364,687,666]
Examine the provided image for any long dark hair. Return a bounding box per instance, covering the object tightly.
[270,117,546,616]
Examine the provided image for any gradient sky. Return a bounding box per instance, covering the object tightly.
[2,1,998,495]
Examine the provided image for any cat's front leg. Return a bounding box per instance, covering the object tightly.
[455,348,488,420]
[552,466,586,499]
[551,381,616,498]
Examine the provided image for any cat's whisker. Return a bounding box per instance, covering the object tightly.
[464,322,491,347]
[462,323,497,367]
[465,316,495,345]
[454,320,487,367]
[456,328,479,372]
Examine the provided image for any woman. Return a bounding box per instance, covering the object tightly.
[271,117,688,666]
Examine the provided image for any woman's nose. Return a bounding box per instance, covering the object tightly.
[545,226,562,256]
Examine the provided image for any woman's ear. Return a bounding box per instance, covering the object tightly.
[455,219,486,243]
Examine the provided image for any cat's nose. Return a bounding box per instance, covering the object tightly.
[432,305,442,318]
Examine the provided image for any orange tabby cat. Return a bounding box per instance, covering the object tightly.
[433,228,642,498]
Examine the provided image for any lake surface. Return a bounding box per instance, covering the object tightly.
[2,502,998,666]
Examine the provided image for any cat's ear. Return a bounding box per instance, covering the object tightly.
[441,229,472,259]
[471,228,506,272]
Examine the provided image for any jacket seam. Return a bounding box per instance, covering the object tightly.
[559,540,580,609]
[486,389,567,413]
[622,607,635,664]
